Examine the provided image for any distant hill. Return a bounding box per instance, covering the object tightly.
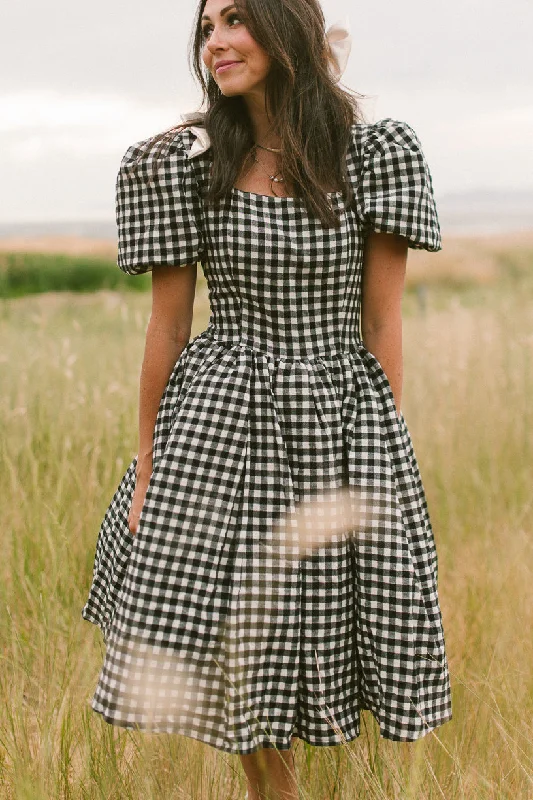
[0,189,531,241]
[436,189,533,236]
[0,220,117,241]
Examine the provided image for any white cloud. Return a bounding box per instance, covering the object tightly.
[0,89,201,161]
[0,90,131,131]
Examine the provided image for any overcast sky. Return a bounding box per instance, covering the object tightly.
[1,0,532,222]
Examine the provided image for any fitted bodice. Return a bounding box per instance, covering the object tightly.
[198,188,364,360]
[115,118,442,349]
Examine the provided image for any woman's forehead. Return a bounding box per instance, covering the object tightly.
[202,0,238,20]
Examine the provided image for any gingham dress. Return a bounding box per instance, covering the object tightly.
[82,118,452,754]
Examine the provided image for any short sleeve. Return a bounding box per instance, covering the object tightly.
[115,133,205,275]
[355,119,442,251]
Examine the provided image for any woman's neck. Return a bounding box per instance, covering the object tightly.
[243,92,281,150]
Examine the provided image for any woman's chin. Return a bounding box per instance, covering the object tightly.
[218,84,245,97]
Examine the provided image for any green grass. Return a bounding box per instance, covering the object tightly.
[1,250,532,798]
[0,252,151,297]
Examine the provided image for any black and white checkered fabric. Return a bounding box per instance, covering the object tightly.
[82,119,452,755]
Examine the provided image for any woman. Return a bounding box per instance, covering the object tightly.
[83,0,452,797]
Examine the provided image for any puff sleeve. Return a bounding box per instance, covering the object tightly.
[115,134,205,275]
[355,119,442,251]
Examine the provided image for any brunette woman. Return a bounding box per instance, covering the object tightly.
[83,0,452,797]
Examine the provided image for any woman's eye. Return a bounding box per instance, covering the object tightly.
[201,14,241,40]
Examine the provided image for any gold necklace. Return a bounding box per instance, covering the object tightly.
[252,146,285,196]
[255,142,282,154]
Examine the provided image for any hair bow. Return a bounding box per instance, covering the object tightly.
[326,18,352,82]
[183,19,352,158]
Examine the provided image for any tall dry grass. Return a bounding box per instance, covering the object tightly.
[1,238,532,798]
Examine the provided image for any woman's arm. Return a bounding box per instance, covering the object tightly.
[360,231,408,416]
[130,262,197,533]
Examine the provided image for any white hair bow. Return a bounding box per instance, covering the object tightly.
[326,18,352,82]
[183,19,352,159]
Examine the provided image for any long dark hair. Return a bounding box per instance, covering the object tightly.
[154,0,367,227]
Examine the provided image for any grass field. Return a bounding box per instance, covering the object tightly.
[1,234,532,798]
[0,251,150,298]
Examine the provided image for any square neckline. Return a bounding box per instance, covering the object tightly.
[231,186,344,201]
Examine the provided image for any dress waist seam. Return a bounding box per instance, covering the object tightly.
[198,323,364,361]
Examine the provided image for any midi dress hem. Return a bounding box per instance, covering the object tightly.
[88,703,451,756]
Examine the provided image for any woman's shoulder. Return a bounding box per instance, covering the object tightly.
[119,126,199,169]
[348,118,441,251]
[350,118,424,159]
[119,110,211,170]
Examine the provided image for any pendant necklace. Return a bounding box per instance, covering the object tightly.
[252,142,285,196]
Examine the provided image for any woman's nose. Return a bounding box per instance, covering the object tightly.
[207,25,228,53]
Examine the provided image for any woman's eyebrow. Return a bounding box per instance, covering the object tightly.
[202,5,236,21]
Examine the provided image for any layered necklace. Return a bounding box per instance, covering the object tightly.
[252,141,286,197]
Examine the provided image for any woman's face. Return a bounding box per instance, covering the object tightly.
[201,1,272,99]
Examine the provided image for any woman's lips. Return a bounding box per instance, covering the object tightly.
[216,61,242,74]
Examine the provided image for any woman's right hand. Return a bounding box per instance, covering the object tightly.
[128,461,152,536]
